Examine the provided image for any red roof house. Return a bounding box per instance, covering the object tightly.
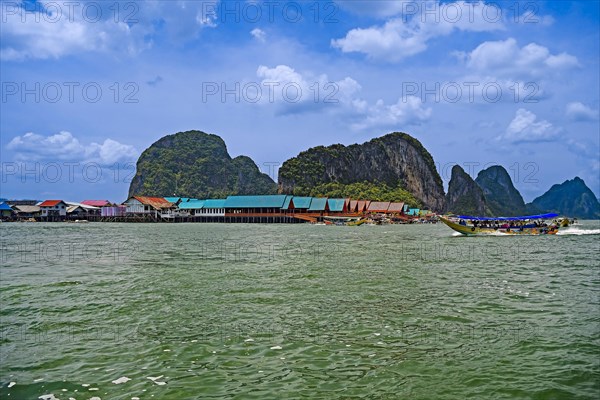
[39,200,68,217]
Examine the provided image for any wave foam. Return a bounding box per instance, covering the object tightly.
[557,228,600,235]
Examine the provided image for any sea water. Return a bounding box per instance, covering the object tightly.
[1,222,598,399]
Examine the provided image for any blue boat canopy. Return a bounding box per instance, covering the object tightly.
[456,213,559,221]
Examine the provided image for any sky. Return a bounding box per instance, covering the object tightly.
[1,0,599,203]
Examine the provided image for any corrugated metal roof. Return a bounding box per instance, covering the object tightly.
[349,200,358,211]
[0,202,13,210]
[291,197,312,209]
[203,199,226,209]
[308,197,328,211]
[39,200,65,207]
[282,196,292,210]
[66,202,99,210]
[8,200,38,206]
[387,202,405,212]
[327,198,346,212]
[357,200,369,212]
[224,195,288,208]
[164,197,191,203]
[131,196,174,209]
[367,201,391,212]
[81,200,112,207]
[67,205,85,213]
[178,200,205,209]
[14,205,40,213]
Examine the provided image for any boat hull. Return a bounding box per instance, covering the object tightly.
[438,216,558,236]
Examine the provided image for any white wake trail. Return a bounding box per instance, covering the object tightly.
[557,227,600,235]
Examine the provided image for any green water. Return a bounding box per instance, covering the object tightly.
[1,222,599,399]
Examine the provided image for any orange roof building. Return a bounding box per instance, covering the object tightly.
[123,196,174,214]
[357,200,370,212]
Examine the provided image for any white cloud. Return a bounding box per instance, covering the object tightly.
[449,39,575,104]
[351,96,432,130]
[566,102,600,121]
[255,64,361,114]
[1,0,218,61]
[142,0,218,34]
[1,1,143,60]
[444,75,549,104]
[89,139,139,164]
[250,28,266,43]
[254,64,431,130]
[466,38,579,75]
[7,131,138,165]
[332,18,428,61]
[332,1,504,62]
[500,108,559,143]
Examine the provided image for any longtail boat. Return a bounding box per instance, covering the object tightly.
[439,213,560,235]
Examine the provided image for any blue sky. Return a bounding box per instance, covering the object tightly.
[1,0,599,202]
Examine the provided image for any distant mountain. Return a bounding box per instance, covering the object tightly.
[278,132,445,210]
[445,165,490,215]
[126,130,598,219]
[129,130,277,198]
[475,165,528,216]
[528,177,600,219]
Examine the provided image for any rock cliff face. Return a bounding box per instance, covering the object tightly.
[528,177,600,219]
[128,130,277,198]
[129,130,598,218]
[278,132,445,211]
[475,165,528,216]
[445,165,489,215]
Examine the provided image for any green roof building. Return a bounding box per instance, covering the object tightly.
[308,198,328,211]
[327,198,346,212]
[224,195,288,209]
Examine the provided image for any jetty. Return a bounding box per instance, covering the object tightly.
[1,195,436,224]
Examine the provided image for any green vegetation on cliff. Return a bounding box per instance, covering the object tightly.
[300,181,422,208]
[129,130,276,198]
[279,132,445,210]
[475,166,528,216]
[528,177,600,219]
[445,165,490,216]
